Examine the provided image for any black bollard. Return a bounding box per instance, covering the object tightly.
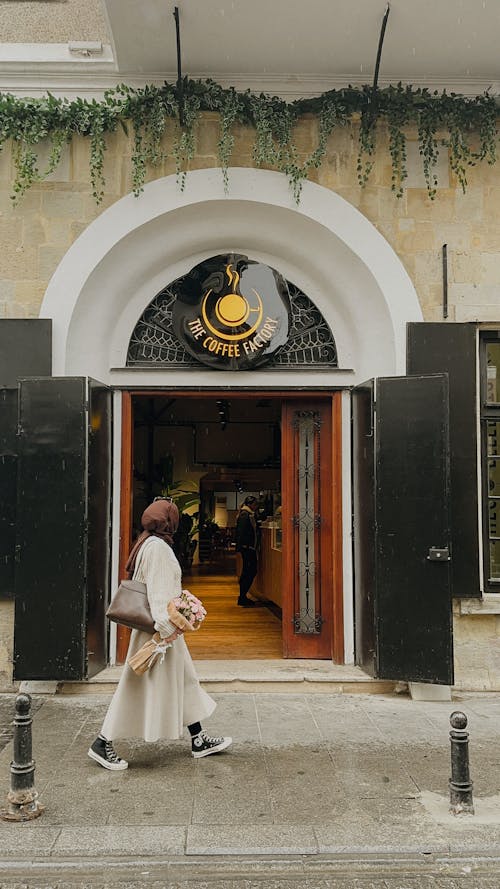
[449,710,474,815]
[0,693,44,822]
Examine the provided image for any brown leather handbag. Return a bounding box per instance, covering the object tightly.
[106,580,155,634]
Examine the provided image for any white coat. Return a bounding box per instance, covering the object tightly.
[101,536,216,742]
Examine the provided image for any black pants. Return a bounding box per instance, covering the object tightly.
[238,548,257,599]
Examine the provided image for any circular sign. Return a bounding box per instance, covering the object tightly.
[172,254,290,370]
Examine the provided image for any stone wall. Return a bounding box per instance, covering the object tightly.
[1,114,500,689]
[453,606,500,692]
[1,116,499,326]
[0,601,16,690]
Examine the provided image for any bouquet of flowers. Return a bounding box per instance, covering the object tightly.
[167,589,207,632]
[128,590,207,675]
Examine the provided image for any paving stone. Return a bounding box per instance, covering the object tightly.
[53,825,186,855]
[186,824,318,855]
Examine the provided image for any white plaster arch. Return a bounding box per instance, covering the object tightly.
[40,167,422,386]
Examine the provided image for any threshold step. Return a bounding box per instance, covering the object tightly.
[57,660,397,695]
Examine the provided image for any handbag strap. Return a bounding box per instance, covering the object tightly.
[132,537,152,580]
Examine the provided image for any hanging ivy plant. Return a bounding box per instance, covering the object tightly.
[0,78,497,205]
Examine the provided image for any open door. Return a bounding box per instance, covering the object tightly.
[352,374,453,685]
[14,377,112,680]
[282,398,335,659]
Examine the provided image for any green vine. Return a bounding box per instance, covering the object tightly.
[0,79,497,205]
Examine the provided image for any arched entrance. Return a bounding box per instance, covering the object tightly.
[40,167,422,382]
[37,168,423,668]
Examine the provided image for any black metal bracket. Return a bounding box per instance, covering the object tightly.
[373,3,391,93]
[173,6,184,127]
[367,3,391,127]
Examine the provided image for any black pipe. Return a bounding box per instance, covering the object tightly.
[173,6,184,127]
[442,243,448,319]
[449,711,474,815]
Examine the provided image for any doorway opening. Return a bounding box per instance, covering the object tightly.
[134,395,283,660]
[117,391,344,664]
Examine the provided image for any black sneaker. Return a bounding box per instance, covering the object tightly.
[191,731,232,758]
[88,736,128,771]
[237,597,256,607]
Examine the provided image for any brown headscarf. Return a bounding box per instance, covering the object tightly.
[125,499,180,578]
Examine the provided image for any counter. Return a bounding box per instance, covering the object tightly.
[252,522,282,608]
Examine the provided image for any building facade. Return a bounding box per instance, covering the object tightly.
[1,1,500,691]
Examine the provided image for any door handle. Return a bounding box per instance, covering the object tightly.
[427,546,450,562]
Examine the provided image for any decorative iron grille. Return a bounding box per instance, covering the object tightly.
[126,278,337,369]
[293,410,324,634]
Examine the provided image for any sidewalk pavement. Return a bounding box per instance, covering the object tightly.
[1,690,500,872]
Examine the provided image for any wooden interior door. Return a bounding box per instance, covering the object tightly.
[117,391,133,663]
[282,397,340,659]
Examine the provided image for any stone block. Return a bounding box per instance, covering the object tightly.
[395,222,435,253]
[82,192,119,222]
[453,668,492,691]
[0,600,14,686]
[480,253,500,285]
[44,218,72,247]
[454,187,484,223]
[423,305,456,321]
[70,221,88,244]
[451,282,500,309]
[454,613,497,644]
[186,824,318,855]
[433,222,472,251]
[14,280,47,314]
[0,216,22,248]
[451,250,482,284]
[407,188,455,222]
[482,187,500,223]
[424,283,446,308]
[378,187,407,219]
[0,244,37,279]
[334,185,362,209]
[465,158,500,188]
[22,213,46,247]
[38,244,67,281]
[358,186,380,221]
[19,680,58,694]
[53,825,186,856]
[405,140,450,190]
[0,279,14,301]
[414,249,443,284]
[42,191,84,219]
[409,682,451,702]
[472,226,500,251]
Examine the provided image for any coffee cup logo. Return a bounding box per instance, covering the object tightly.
[172,255,290,370]
[202,264,263,341]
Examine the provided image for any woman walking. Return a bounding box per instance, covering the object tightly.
[88,498,231,770]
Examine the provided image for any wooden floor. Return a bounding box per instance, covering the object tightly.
[183,567,283,660]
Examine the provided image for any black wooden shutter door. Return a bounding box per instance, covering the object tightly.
[407,322,479,598]
[14,377,111,681]
[376,374,453,684]
[353,374,453,685]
